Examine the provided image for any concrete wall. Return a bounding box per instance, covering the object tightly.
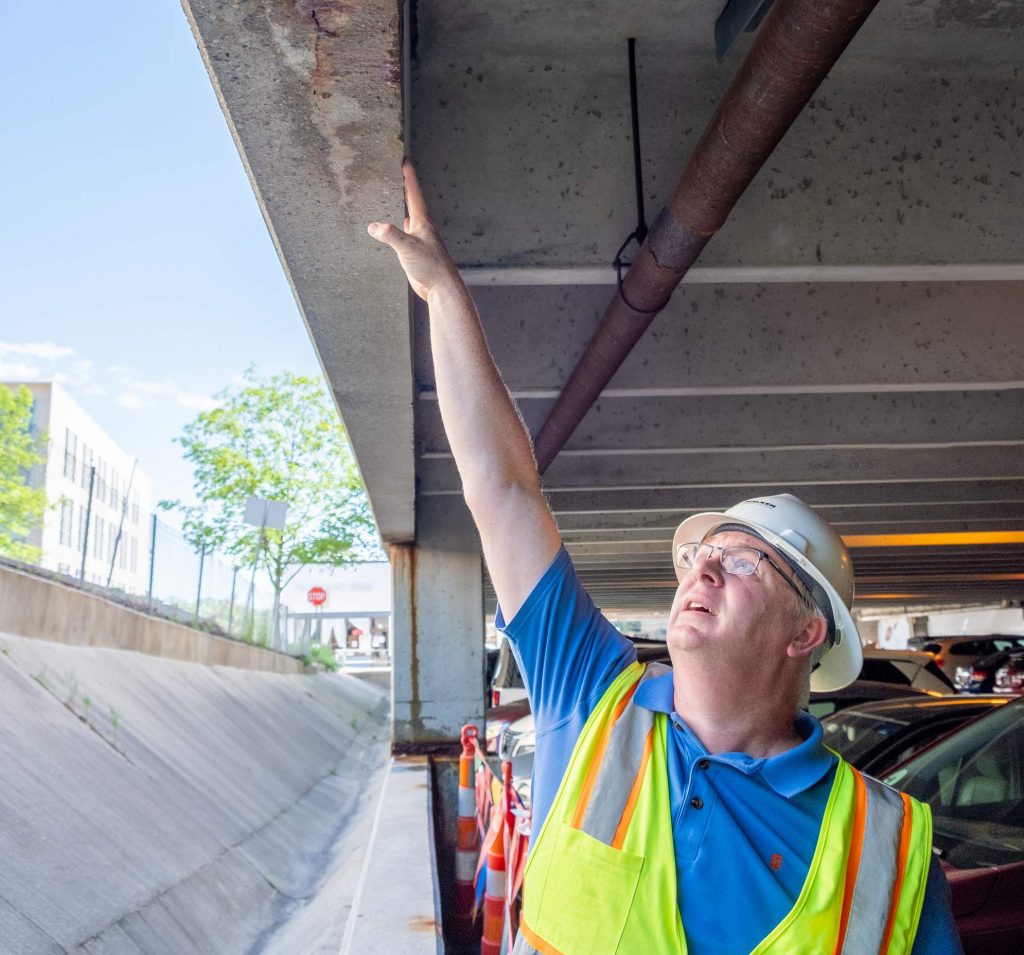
[0,630,390,954]
[0,562,303,673]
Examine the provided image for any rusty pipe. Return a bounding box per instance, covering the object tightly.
[532,0,882,474]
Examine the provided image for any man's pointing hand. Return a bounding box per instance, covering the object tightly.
[368,160,460,302]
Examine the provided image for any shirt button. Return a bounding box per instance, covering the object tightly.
[690,796,704,810]
[698,759,711,771]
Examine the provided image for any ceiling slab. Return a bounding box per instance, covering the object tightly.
[183,0,1024,611]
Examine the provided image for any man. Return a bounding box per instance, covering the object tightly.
[369,162,961,954]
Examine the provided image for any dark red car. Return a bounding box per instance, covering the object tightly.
[883,698,1024,954]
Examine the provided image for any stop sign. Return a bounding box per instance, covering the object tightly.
[307,586,327,607]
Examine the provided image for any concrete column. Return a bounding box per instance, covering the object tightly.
[390,493,485,750]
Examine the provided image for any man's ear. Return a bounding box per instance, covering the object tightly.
[787,614,828,660]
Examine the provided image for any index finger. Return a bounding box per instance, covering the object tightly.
[402,159,430,223]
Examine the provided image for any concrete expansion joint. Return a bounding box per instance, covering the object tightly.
[0,888,62,952]
[1,648,138,769]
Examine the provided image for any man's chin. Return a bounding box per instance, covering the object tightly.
[665,624,713,655]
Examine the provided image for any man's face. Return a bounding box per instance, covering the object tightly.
[666,529,812,669]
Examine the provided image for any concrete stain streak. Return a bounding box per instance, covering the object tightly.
[391,543,424,740]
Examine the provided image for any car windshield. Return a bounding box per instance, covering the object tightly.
[884,702,1024,870]
[822,712,908,765]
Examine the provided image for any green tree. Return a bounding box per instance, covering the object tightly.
[0,385,47,562]
[162,368,380,639]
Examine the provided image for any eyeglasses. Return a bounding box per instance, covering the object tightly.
[674,542,811,607]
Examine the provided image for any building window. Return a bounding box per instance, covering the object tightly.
[130,536,138,574]
[63,429,77,481]
[77,505,87,549]
[110,470,120,510]
[59,500,74,547]
[93,517,104,560]
[96,459,108,503]
[80,445,93,491]
[131,488,140,525]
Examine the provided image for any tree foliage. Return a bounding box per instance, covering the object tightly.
[0,385,48,562]
[162,368,380,605]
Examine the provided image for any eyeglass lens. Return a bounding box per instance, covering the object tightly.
[675,543,760,576]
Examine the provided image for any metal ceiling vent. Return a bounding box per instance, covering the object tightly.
[716,0,777,61]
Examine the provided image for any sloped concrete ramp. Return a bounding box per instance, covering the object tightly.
[0,632,391,954]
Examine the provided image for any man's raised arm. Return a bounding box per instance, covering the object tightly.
[368,161,561,619]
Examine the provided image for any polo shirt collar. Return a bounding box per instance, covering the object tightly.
[633,669,835,798]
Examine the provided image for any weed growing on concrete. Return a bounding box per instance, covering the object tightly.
[109,707,120,747]
[33,666,48,690]
[65,671,78,708]
[303,643,338,672]
[82,696,92,722]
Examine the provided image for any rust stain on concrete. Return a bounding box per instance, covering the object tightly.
[294,2,352,98]
[406,915,437,933]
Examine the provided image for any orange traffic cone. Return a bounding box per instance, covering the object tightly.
[453,724,480,942]
[480,801,506,955]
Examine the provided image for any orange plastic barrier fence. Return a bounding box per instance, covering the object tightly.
[471,736,530,954]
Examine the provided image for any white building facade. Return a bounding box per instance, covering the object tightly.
[9,382,153,592]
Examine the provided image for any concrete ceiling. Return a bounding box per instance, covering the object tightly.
[183,0,1024,615]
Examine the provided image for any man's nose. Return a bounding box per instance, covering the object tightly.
[690,547,724,582]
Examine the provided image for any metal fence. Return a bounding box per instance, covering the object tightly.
[12,506,308,653]
[145,515,289,648]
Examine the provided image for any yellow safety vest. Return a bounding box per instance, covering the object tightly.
[513,662,932,955]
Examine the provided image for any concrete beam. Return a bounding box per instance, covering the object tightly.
[182,0,415,542]
[418,444,1024,494]
[417,390,1024,453]
[554,501,1024,532]
[414,283,1024,394]
[461,264,1024,286]
[433,480,1024,520]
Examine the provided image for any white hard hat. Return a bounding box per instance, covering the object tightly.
[671,493,861,692]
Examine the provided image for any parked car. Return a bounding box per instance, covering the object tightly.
[820,696,1008,776]
[910,634,1024,683]
[490,636,528,706]
[884,699,1024,953]
[956,650,1022,694]
[806,680,932,719]
[994,652,1024,696]
[859,647,955,694]
[485,696,532,754]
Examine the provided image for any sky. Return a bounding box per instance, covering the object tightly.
[0,2,324,511]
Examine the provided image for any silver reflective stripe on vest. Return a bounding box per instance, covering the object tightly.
[839,774,906,955]
[577,664,667,845]
[511,933,541,955]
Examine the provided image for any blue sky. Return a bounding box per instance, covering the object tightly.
[0,2,322,508]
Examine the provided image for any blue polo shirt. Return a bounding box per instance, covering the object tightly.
[497,547,962,955]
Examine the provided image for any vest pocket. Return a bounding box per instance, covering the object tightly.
[534,822,644,955]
